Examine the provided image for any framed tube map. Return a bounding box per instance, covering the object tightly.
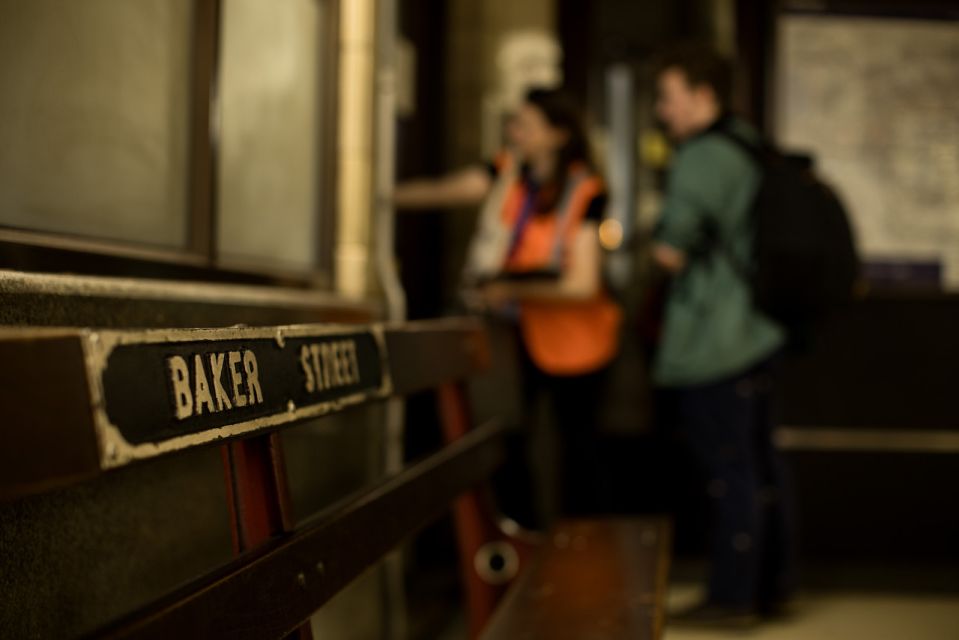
[775,11,959,289]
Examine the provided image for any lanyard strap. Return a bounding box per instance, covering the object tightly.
[505,170,588,267]
[547,171,586,268]
[505,185,540,261]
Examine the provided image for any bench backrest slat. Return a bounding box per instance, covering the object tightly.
[0,318,488,501]
[92,420,508,640]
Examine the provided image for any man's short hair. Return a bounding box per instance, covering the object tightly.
[654,43,734,109]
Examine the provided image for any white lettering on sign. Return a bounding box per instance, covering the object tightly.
[167,350,264,420]
[299,339,361,394]
[193,354,216,415]
[168,356,192,420]
[209,353,232,411]
[228,351,247,408]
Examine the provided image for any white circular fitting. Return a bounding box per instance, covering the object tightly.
[474,540,520,585]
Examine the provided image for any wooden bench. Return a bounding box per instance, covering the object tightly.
[479,519,671,639]
[0,309,669,638]
[437,383,672,640]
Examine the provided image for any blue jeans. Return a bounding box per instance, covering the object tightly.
[673,357,797,607]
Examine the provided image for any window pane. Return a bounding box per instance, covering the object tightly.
[0,0,192,248]
[217,0,323,271]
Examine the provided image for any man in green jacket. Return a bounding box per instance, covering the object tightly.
[652,44,795,625]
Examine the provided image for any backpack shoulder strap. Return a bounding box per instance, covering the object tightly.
[712,124,769,167]
[698,122,766,281]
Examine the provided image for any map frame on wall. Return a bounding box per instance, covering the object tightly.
[774,6,959,290]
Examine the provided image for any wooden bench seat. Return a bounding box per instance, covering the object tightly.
[481,518,671,640]
[437,382,673,639]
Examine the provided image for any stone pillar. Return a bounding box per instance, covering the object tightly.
[336,0,376,298]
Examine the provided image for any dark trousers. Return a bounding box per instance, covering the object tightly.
[521,354,608,517]
[494,332,609,525]
[672,358,796,607]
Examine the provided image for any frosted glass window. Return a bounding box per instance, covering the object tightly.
[0,0,192,248]
[217,0,323,271]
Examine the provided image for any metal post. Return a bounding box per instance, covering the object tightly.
[604,64,637,294]
[373,0,409,637]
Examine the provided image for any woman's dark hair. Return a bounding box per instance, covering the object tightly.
[523,87,594,213]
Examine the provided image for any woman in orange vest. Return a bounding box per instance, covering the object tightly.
[395,87,622,519]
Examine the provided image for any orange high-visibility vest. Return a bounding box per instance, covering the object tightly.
[501,165,622,375]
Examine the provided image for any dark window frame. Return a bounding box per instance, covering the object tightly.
[0,0,340,289]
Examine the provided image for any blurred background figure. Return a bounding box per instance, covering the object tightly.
[395,87,622,526]
[650,43,794,626]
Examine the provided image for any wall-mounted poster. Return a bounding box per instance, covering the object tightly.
[776,13,959,289]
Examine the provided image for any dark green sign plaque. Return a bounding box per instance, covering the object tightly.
[101,330,386,446]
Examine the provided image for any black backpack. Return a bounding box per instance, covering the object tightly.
[717,127,860,334]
